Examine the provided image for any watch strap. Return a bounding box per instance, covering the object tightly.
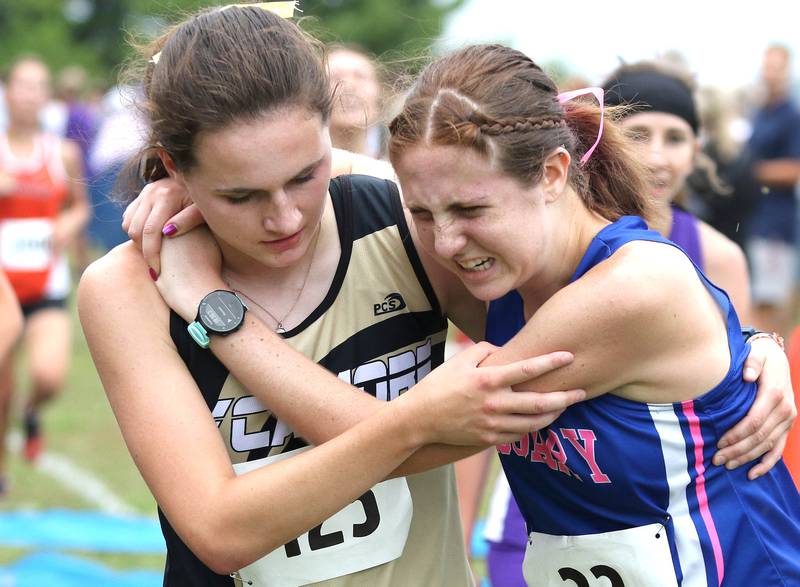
[188,321,211,349]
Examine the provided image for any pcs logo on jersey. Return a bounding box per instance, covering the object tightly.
[373,293,406,316]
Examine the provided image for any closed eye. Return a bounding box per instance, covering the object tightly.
[456,206,485,217]
[224,193,254,205]
[290,172,315,185]
[409,208,433,222]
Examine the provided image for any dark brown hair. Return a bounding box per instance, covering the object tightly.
[120,4,332,200]
[388,44,652,222]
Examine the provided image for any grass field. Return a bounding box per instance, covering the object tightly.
[0,298,164,572]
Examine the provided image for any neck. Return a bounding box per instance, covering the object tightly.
[218,198,340,331]
[766,89,787,106]
[516,189,610,315]
[6,122,38,142]
[649,201,674,237]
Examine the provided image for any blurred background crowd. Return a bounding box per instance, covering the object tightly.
[0,0,798,585]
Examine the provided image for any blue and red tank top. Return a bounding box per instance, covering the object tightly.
[489,216,800,585]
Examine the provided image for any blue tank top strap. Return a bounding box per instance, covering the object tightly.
[669,205,704,270]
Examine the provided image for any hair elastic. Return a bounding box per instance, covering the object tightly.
[557,87,604,166]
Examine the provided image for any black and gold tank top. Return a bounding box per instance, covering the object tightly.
[162,175,472,586]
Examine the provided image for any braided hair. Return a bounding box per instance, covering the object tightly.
[389,44,652,222]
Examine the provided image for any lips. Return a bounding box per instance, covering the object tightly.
[263,229,303,252]
[457,257,494,272]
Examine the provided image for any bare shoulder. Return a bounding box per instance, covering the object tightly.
[80,242,147,294]
[579,239,697,317]
[78,242,165,323]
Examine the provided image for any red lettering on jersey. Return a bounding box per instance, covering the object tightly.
[531,431,555,469]
[560,428,611,483]
[530,430,575,477]
[496,443,512,455]
[512,434,529,458]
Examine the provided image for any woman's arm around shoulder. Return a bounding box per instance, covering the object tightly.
[79,243,574,572]
[77,244,432,571]
[480,240,730,403]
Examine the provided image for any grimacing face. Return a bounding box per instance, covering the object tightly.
[180,107,333,271]
[395,143,554,303]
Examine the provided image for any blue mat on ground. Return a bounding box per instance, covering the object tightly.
[0,552,161,587]
[0,509,165,552]
[471,518,489,559]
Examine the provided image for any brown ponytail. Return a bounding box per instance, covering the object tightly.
[115,4,332,202]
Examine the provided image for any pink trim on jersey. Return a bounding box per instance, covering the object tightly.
[681,400,725,585]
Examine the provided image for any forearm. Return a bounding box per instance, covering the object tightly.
[206,395,426,571]
[0,292,22,361]
[754,159,800,187]
[207,314,482,475]
[57,205,90,244]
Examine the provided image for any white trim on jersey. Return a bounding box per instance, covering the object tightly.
[648,404,708,587]
[483,471,513,543]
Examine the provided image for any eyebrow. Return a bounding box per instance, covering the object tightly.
[408,195,490,211]
[212,156,324,196]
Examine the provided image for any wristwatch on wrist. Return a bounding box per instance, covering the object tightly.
[741,326,760,341]
[741,326,785,351]
[187,290,248,349]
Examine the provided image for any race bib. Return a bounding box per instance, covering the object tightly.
[232,446,413,586]
[0,218,53,271]
[522,523,678,587]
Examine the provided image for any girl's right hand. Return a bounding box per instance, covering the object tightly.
[122,177,205,275]
[408,342,584,447]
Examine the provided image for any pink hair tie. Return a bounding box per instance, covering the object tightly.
[557,87,604,166]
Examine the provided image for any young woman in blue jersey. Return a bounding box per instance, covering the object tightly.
[478,60,761,586]
[78,7,589,586]
[385,44,799,586]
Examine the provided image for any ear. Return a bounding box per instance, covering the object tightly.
[158,147,179,178]
[541,147,571,203]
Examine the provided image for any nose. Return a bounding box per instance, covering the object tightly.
[262,189,302,236]
[432,218,467,259]
[643,136,667,170]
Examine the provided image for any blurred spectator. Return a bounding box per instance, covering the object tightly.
[687,86,758,249]
[327,45,384,157]
[0,56,89,490]
[85,84,147,251]
[56,65,98,169]
[744,44,800,335]
[56,66,100,270]
[0,272,22,382]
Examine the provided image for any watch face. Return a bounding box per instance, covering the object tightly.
[198,290,245,334]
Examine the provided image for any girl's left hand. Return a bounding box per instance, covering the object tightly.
[713,335,796,479]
